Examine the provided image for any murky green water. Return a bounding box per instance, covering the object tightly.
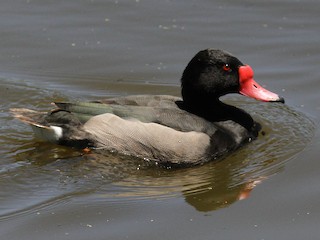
[1,1,320,239]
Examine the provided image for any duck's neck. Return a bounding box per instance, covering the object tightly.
[180,97,255,132]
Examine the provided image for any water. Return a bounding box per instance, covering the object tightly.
[1,1,320,239]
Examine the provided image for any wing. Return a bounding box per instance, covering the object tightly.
[55,95,218,135]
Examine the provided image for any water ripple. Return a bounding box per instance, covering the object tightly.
[0,81,315,215]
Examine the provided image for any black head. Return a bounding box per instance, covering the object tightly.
[181,49,243,106]
[181,49,284,108]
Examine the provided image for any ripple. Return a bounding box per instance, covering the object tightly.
[87,98,316,211]
[1,85,315,214]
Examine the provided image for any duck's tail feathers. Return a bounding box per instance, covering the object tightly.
[10,108,62,143]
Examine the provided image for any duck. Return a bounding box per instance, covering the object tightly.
[11,49,284,166]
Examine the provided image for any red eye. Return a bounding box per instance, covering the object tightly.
[223,64,231,72]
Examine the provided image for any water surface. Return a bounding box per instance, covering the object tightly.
[1,1,320,239]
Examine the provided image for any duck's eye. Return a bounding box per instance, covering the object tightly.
[223,64,232,72]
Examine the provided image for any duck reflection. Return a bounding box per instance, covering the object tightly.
[183,176,264,212]
[10,140,274,213]
[78,147,281,212]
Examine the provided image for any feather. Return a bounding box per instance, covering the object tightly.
[10,108,62,143]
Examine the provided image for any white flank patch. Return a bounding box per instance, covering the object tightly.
[50,126,63,140]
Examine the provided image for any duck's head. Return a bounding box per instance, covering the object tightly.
[181,49,284,106]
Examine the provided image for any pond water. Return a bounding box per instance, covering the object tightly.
[0,1,320,239]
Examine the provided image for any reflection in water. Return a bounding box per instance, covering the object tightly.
[184,180,263,212]
[0,83,315,216]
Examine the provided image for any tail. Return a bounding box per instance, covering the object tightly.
[10,108,63,143]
